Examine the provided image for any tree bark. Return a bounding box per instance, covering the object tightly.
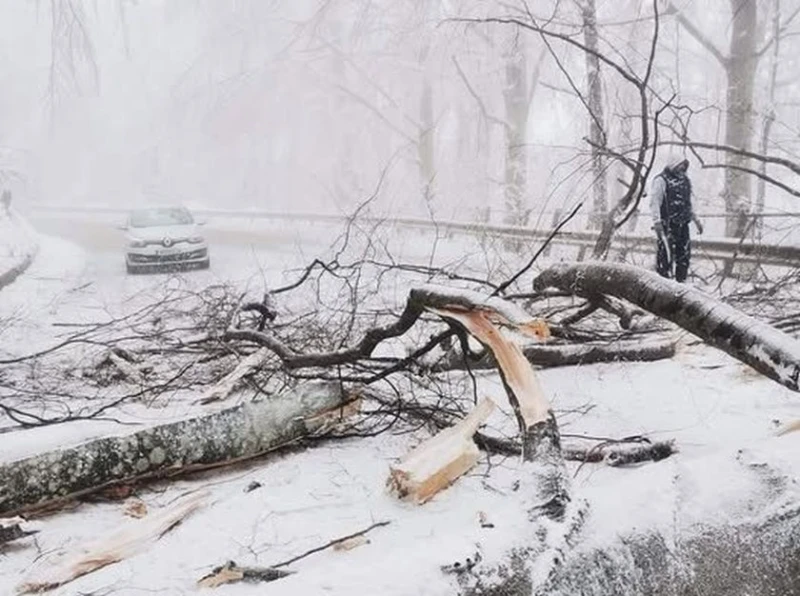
[503,30,530,228]
[578,0,608,228]
[0,381,346,516]
[435,336,675,372]
[534,262,800,391]
[722,0,758,237]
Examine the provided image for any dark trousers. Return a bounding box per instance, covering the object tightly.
[656,222,691,282]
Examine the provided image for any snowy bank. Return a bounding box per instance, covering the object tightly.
[0,207,38,290]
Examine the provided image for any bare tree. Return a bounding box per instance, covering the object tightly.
[577,0,608,228]
[502,29,531,227]
[668,1,759,237]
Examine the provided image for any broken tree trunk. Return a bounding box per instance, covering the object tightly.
[534,262,800,392]
[388,397,496,504]
[435,336,676,372]
[426,304,583,595]
[0,381,347,516]
[429,307,569,519]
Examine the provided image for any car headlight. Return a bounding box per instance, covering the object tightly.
[188,236,204,244]
[129,238,146,248]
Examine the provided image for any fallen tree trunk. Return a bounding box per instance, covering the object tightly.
[0,381,346,516]
[435,336,675,372]
[534,262,800,391]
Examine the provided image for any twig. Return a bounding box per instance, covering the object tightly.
[272,520,391,568]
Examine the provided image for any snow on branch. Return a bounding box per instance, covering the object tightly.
[535,262,800,391]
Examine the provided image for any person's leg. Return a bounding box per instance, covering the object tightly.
[673,224,691,282]
[656,230,672,278]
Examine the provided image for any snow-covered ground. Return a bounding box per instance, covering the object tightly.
[2,215,800,595]
[0,208,38,288]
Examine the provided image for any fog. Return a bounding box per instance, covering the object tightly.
[2,1,800,228]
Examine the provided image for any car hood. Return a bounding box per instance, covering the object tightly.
[127,224,201,242]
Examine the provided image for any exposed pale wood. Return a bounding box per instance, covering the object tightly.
[388,398,495,504]
[430,307,550,429]
[18,491,207,594]
[776,419,800,436]
[199,348,270,405]
[333,534,369,551]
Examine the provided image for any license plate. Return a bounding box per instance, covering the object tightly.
[156,248,179,256]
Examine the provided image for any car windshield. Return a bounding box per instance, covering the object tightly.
[129,208,194,228]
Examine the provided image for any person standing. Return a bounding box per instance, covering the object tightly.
[650,158,703,282]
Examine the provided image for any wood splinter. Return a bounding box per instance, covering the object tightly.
[388,397,496,504]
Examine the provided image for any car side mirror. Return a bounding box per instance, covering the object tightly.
[196,219,207,226]
[117,224,128,231]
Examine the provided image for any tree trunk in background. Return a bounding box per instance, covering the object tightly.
[723,0,758,237]
[417,0,438,205]
[579,0,608,229]
[419,73,436,202]
[503,31,530,229]
[755,0,780,241]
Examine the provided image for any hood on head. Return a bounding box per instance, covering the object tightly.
[665,158,689,175]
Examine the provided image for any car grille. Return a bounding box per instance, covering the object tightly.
[130,249,207,263]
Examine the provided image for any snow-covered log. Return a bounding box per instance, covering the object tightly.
[436,336,675,371]
[0,381,346,516]
[534,262,800,391]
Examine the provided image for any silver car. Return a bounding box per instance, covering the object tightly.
[121,206,210,274]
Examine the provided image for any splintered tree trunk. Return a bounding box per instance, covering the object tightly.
[579,0,608,228]
[534,262,800,391]
[0,382,346,516]
[723,0,758,237]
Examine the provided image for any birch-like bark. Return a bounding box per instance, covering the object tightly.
[578,0,608,228]
[534,262,800,391]
[0,382,345,516]
[722,0,758,237]
[503,31,530,227]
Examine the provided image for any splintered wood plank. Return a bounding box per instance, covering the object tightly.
[18,491,207,594]
[388,397,496,504]
[429,307,551,429]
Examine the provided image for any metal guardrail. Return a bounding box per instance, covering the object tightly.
[28,204,800,268]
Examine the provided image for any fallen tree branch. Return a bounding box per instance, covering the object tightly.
[534,262,800,391]
[273,520,391,568]
[434,336,675,372]
[198,348,270,405]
